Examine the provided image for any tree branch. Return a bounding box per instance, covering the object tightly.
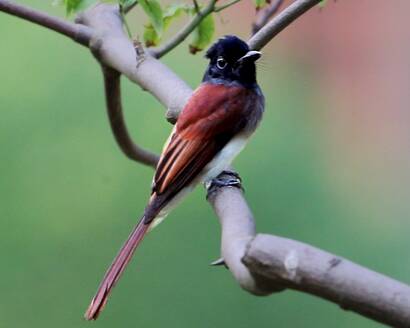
[150,0,217,59]
[251,0,284,35]
[3,0,410,326]
[76,4,193,124]
[244,235,410,327]
[248,0,323,50]
[0,0,92,46]
[214,0,242,13]
[102,66,159,167]
[207,176,410,328]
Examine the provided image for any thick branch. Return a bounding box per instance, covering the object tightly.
[208,178,410,328]
[0,0,92,46]
[77,4,192,123]
[102,66,159,167]
[248,0,322,50]
[244,235,410,328]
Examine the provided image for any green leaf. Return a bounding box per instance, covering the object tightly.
[139,0,163,36]
[54,0,99,16]
[253,0,267,10]
[63,0,83,15]
[119,0,136,7]
[143,24,160,47]
[143,3,191,47]
[189,13,215,54]
[318,0,328,8]
[162,3,191,29]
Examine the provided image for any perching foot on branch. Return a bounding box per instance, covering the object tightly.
[206,170,243,200]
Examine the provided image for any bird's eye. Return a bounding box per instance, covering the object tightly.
[216,57,227,69]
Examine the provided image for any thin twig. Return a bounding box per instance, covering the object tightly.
[102,66,159,167]
[192,0,200,13]
[0,0,92,46]
[251,0,284,35]
[248,0,323,50]
[119,4,133,38]
[124,0,138,14]
[150,0,217,58]
[214,0,242,12]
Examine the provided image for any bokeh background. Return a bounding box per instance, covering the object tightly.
[1,0,410,327]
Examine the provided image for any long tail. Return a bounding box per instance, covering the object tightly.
[84,217,151,320]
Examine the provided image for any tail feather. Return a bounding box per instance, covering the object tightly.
[84,217,150,320]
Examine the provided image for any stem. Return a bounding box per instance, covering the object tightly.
[251,0,284,35]
[124,0,138,14]
[248,0,323,50]
[149,0,217,58]
[120,4,132,38]
[214,0,242,13]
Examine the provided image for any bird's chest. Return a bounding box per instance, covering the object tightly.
[201,133,250,183]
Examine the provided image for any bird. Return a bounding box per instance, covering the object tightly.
[84,35,264,320]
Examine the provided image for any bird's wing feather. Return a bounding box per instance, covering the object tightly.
[84,84,252,320]
[145,83,251,222]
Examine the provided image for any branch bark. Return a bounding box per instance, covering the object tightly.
[2,0,410,326]
[208,178,410,328]
[102,66,159,167]
[251,0,284,35]
[0,0,91,45]
[248,0,322,50]
[76,4,193,123]
[244,234,410,327]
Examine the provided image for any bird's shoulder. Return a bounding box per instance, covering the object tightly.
[176,82,255,139]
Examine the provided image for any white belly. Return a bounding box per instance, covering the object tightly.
[201,134,249,183]
[149,134,249,231]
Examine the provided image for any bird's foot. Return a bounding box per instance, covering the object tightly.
[206,170,243,200]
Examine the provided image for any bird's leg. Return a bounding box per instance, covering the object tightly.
[205,170,243,196]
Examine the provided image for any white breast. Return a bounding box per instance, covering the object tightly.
[201,134,250,183]
[149,133,250,231]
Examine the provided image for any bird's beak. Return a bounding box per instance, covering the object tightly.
[237,50,262,63]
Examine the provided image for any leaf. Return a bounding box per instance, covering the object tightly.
[54,0,99,16]
[119,0,136,7]
[318,0,328,8]
[162,3,191,29]
[139,0,164,36]
[189,14,215,54]
[63,0,83,15]
[253,0,267,10]
[143,3,191,47]
[143,24,160,47]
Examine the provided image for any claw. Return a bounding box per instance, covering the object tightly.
[206,170,243,197]
[212,170,242,188]
[210,257,228,269]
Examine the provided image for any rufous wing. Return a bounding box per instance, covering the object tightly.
[145,83,252,222]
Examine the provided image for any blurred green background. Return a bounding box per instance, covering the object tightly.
[1,0,409,327]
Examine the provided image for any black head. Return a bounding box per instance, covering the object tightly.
[203,35,261,87]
